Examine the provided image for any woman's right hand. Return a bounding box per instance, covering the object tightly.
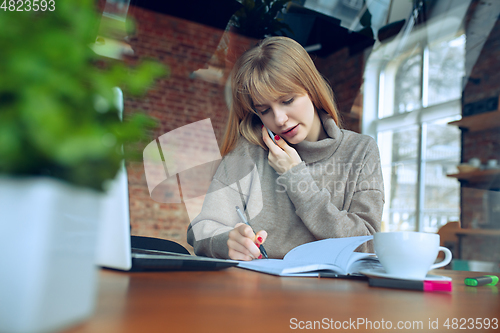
[262,126,302,175]
[227,223,267,261]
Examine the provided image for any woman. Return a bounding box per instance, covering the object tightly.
[187,36,384,260]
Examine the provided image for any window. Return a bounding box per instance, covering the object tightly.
[364,31,465,233]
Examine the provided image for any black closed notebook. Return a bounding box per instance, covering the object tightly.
[129,236,238,272]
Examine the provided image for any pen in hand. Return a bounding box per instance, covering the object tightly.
[235,206,269,259]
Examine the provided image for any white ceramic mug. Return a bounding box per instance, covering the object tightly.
[374,231,452,280]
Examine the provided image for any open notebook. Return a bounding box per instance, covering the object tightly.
[238,235,382,277]
[94,165,238,272]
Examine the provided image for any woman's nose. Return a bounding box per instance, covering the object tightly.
[274,107,288,126]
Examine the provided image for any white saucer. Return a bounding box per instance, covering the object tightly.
[359,268,452,281]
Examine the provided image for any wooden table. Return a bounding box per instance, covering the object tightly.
[66,268,500,333]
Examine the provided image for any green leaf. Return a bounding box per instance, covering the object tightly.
[0,0,169,191]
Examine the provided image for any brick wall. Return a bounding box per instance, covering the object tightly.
[314,48,365,133]
[123,6,365,252]
[123,7,235,251]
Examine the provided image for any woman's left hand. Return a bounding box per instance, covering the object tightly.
[262,126,302,175]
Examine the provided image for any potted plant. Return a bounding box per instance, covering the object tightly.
[230,0,293,39]
[0,1,167,332]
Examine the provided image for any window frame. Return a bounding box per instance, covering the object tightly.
[363,26,464,232]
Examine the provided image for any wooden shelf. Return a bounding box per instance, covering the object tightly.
[447,169,500,189]
[448,110,500,132]
[455,228,500,236]
[454,228,500,259]
[448,168,500,181]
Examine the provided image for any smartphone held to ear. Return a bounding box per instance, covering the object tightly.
[264,125,278,145]
[256,111,279,146]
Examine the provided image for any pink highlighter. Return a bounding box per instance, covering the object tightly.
[369,278,453,292]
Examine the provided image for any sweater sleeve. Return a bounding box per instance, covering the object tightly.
[276,139,384,252]
[186,178,242,258]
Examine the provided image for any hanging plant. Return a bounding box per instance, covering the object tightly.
[230,0,293,39]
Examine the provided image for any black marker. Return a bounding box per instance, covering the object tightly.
[235,206,268,259]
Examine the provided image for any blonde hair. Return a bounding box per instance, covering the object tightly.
[220,36,341,156]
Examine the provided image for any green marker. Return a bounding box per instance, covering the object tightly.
[464,275,499,287]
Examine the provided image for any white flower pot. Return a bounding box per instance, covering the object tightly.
[0,177,101,333]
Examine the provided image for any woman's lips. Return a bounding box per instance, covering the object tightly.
[281,124,299,137]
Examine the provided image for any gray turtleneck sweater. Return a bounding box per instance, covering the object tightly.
[187,111,384,258]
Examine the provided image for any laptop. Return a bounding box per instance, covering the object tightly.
[94,165,238,272]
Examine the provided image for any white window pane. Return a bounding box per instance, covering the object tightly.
[422,161,460,232]
[379,126,419,164]
[422,212,459,233]
[394,53,422,114]
[422,117,461,233]
[424,162,460,210]
[426,35,465,106]
[381,163,418,231]
[425,120,461,161]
